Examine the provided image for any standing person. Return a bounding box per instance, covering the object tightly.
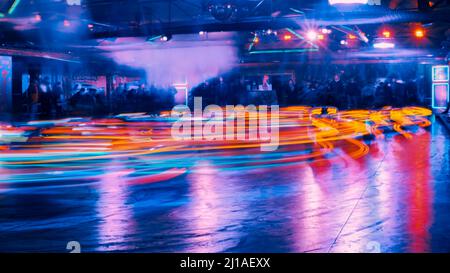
[287,79,297,105]
[327,74,343,107]
[347,77,360,109]
[391,78,405,107]
[374,81,386,108]
[52,82,63,115]
[383,81,394,107]
[39,77,52,117]
[88,88,97,115]
[166,86,177,110]
[26,78,40,119]
[228,77,241,106]
[405,80,418,105]
[417,75,426,105]
[215,76,228,106]
[261,75,272,91]
[70,88,83,110]
[361,82,375,108]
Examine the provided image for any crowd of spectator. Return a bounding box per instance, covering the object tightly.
[68,84,177,115]
[24,72,427,118]
[292,74,423,109]
[190,72,425,109]
[110,84,177,113]
[24,76,64,119]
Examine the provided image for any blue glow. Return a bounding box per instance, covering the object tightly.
[432,83,449,109]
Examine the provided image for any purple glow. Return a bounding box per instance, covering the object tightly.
[373,42,396,49]
[105,35,238,88]
[306,30,318,41]
[329,0,368,4]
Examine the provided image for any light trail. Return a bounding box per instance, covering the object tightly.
[0,106,432,191]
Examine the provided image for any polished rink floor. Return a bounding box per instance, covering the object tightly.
[0,107,449,253]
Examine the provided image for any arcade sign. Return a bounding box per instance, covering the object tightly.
[432,65,449,109]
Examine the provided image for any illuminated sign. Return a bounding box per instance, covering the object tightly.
[0,55,12,112]
[431,65,449,109]
[432,83,449,109]
[432,65,449,82]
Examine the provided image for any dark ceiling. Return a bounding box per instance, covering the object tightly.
[0,0,448,57]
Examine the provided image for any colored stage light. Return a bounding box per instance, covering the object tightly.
[306,30,318,41]
[373,42,395,49]
[329,0,368,4]
[414,28,425,38]
[348,34,357,40]
[382,30,391,38]
[63,20,71,27]
[34,14,41,22]
[160,35,172,42]
[318,34,325,40]
[283,34,293,41]
[254,36,260,43]
[321,28,331,34]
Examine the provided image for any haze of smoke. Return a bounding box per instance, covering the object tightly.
[108,44,237,88]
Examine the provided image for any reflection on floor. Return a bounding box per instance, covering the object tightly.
[0,106,449,253]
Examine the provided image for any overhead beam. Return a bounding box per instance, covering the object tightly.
[88,8,448,39]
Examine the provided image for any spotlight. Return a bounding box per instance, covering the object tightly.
[318,34,325,40]
[306,30,318,41]
[321,28,331,34]
[253,36,260,44]
[87,23,94,29]
[382,30,391,38]
[34,14,41,22]
[199,31,206,36]
[283,34,292,41]
[160,34,172,42]
[414,28,425,38]
[348,34,357,40]
[340,40,348,45]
